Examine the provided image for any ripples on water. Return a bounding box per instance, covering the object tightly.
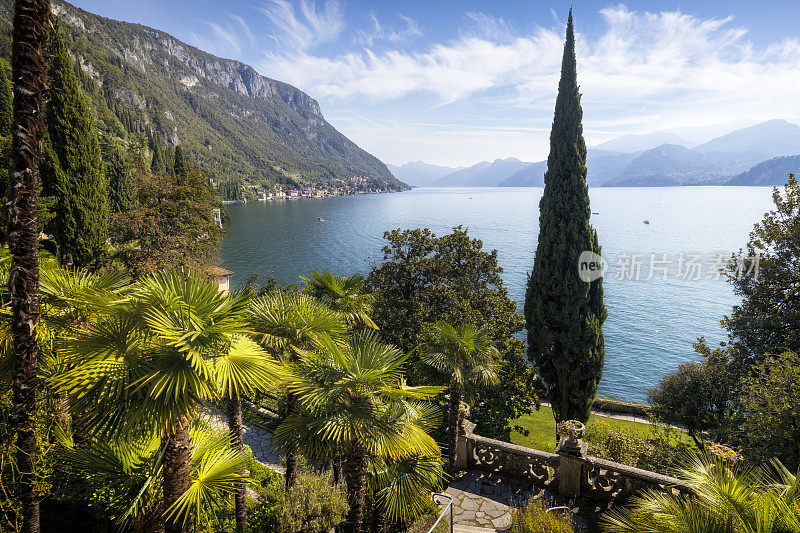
[221,187,775,402]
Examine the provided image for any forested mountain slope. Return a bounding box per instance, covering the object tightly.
[0,0,405,190]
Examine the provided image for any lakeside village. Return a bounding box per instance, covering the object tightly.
[213,175,399,204]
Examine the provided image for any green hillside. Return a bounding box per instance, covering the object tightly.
[0,0,406,191]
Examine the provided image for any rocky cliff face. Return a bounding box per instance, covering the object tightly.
[0,0,404,189]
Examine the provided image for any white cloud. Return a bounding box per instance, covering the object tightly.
[260,5,800,121]
[188,15,258,59]
[251,3,800,165]
[354,13,422,46]
[259,0,344,51]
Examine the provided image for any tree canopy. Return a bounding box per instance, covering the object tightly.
[366,226,537,440]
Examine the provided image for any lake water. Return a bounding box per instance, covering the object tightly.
[221,187,776,402]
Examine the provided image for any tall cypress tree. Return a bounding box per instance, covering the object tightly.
[0,63,12,137]
[100,136,134,213]
[43,27,108,267]
[524,9,606,424]
[150,139,165,175]
[173,144,187,176]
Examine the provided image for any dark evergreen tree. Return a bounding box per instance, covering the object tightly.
[164,143,175,175]
[524,9,606,424]
[100,136,134,213]
[173,144,187,176]
[0,62,12,137]
[150,139,165,175]
[43,27,108,267]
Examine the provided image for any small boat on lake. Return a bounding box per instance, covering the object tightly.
[317,217,325,221]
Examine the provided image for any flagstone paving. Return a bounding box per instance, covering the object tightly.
[444,470,589,532]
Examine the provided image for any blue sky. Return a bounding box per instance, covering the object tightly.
[71,0,800,166]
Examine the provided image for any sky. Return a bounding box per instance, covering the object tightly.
[71,0,800,167]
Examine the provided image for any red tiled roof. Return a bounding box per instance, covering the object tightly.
[209,266,233,276]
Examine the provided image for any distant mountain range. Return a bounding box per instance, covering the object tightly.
[727,155,800,185]
[396,120,800,187]
[386,161,461,187]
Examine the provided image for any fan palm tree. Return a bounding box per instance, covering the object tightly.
[7,1,51,530]
[369,454,445,529]
[275,331,443,533]
[57,419,249,533]
[420,321,499,469]
[300,269,378,330]
[56,269,276,533]
[601,454,800,533]
[248,289,346,487]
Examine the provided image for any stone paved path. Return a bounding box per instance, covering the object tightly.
[202,411,284,472]
[445,470,589,532]
[445,470,537,530]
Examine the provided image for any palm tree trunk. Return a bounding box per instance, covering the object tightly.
[284,391,300,489]
[226,397,246,533]
[163,421,192,533]
[8,1,51,532]
[133,501,165,533]
[344,440,368,533]
[447,389,463,470]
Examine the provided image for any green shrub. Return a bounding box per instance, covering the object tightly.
[586,421,686,473]
[510,498,574,533]
[406,512,451,533]
[262,470,348,533]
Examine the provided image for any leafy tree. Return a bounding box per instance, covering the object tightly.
[109,167,223,277]
[524,9,606,424]
[100,136,134,213]
[301,269,377,330]
[723,176,800,374]
[173,144,187,176]
[0,63,11,137]
[366,227,537,441]
[275,332,441,533]
[421,321,499,469]
[7,1,51,530]
[43,27,108,267]
[739,351,800,471]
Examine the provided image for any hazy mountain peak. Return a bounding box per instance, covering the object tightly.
[593,131,688,153]
[694,119,800,158]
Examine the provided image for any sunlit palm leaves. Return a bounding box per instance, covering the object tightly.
[58,422,249,530]
[59,268,274,437]
[370,455,445,524]
[274,330,443,532]
[248,289,346,356]
[300,269,378,330]
[421,321,499,401]
[601,454,800,533]
[276,333,442,460]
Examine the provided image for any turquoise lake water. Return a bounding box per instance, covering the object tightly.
[220,187,776,402]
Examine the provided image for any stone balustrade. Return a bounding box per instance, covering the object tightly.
[455,419,692,501]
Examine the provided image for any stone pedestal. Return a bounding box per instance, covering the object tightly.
[455,419,477,470]
[556,439,587,499]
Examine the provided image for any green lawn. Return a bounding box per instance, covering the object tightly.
[509,405,693,452]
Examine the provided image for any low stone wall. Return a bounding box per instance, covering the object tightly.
[456,420,692,502]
